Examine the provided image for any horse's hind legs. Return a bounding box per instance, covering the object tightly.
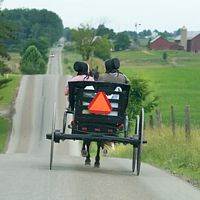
[85,142,91,165]
[94,142,101,168]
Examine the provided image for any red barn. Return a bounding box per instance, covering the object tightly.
[175,31,200,53]
[149,36,183,50]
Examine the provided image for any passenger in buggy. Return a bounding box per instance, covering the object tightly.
[98,58,129,152]
[98,58,129,84]
[65,61,94,96]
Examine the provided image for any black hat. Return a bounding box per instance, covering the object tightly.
[73,61,88,74]
[105,58,120,72]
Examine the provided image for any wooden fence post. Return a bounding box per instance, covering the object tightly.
[149,115,154,129]
[185,105,191,140]
[170,105,175,135]
[155,109,162,128]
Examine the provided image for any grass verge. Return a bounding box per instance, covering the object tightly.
[0,74,21,153]
[0,117,10,152]
[0,74,21,109]
[110,127,200,188]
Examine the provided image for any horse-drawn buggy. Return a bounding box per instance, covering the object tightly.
[46,80,146,175]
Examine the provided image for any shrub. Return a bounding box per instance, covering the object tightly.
[20,45,46,74]
[93,37,112,60]
[162,52,168,61]
[128,78,158,120]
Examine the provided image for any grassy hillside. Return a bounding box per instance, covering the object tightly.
[112,50,200,126]
[0,75,21,109]
[62,50,82,75]
[62,49,105,74]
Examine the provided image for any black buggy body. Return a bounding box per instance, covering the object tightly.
[46,81,146,175]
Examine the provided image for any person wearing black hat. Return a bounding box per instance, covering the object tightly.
[64,61,94,95]
[98,58,129,84]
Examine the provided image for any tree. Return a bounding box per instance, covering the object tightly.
[0,2,13,76]
[93,37,112,60]
[2,9,64,50]
[128,78,158,120]
[138,29,152,38]
[71,25,95,60]
[21,37,49,62]
[114,32,131,51]
[96,24,116,39]
[20,45,46,74]
[63,27,72,41]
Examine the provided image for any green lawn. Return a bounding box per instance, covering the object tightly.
[112,50,200,126]
[0,75,21,109]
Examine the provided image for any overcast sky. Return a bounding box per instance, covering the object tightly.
[2,0,200,32]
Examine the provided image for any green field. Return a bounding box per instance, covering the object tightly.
[0,75,21,109]
[62,49,200,125]
[112,50,200,126]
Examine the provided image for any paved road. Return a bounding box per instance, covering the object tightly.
[0,47,200,200]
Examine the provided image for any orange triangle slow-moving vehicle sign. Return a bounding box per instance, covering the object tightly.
[88,91,112,115]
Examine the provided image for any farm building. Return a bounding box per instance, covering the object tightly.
[149,36,183,50]
[175,27,200,53]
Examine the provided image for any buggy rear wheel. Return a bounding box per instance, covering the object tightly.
[50,103,56,170]
[136,108,144,176]
[62,110,67,134]
[132,115,140,172]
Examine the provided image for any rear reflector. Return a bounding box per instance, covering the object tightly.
[88,91,112,115]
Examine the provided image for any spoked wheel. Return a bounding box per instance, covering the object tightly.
[132,115,140,172]
[50,103,56,170]
[136,108,144,176]
[124,115,129,138]
[62,110,67,134]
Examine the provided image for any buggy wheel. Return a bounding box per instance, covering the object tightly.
[132,115,140,172]
[124,115,129,138]
[50,103,56,170]
[62,110,67,134]
[136,108,144,176]
[132,147,136,172]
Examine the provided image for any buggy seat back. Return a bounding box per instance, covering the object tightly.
[68,81,130,135]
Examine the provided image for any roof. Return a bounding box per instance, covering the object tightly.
[175,31,200,41]
[150,36,162,43]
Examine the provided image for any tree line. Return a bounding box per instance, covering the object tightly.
[0,8,63,75]
[63,24,181,61]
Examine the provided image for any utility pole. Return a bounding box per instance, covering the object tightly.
[134,23,141,34]
[134,22,141,46]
